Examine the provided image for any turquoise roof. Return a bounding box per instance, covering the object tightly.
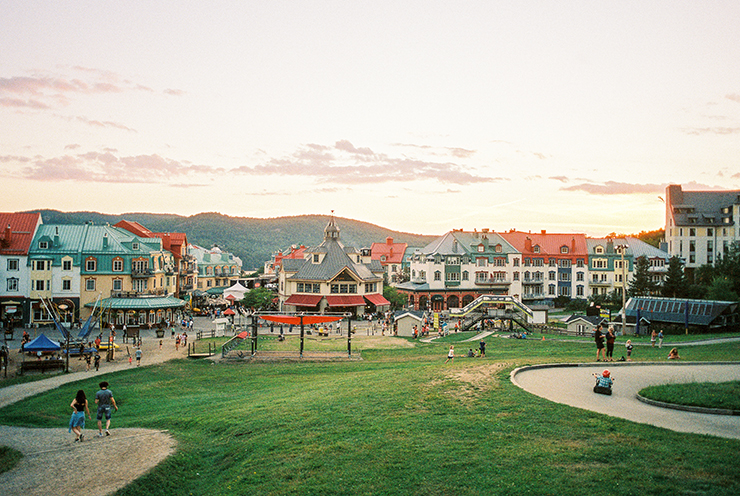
[87,295,185,309]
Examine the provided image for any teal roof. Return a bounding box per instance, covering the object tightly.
[87,295,186,309]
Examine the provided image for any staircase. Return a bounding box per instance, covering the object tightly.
[449,295,534,332]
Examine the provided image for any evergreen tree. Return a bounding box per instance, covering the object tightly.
[661,256,686,298]
[706,276,739,302]
[383,286,408,310]
[713,242,740,296]
[241,287,276,311]
[628,256,657,296]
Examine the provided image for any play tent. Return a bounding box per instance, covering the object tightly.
[23,333,61,352]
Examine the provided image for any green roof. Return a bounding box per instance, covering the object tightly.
[86,295,186,309]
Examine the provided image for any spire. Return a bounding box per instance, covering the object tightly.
[324,210,340,241]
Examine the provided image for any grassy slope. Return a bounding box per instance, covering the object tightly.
[640,381,740,411]
[0,338,739,495]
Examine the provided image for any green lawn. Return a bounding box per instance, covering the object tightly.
[1,338,739,495]
[640,381,740,411]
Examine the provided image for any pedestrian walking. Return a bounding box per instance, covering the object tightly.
[594,326,606,361]
[94,352,101,371]
[69,389,91,442]
[95,381,118,436]
[658,330,664,348]
[650,330,657,347]
[135,347,142,366]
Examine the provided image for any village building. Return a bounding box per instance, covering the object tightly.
[27,223,178,325]
[114,220,195,298]
[189,244,243,294]
[370,237,408,284]
[277,216,388,316]
[0,212,43,330]
[395,229,522,312]
[665,184,740,278]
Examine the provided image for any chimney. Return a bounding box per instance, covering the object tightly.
[571,237,576,251]
[525,237,532,252]
[2,224,11,245]
[386,237,393,245]
[103,233,109,248]
[54,226,60,247]
[541,230,546,235]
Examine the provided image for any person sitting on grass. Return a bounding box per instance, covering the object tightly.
[668,348,681,360]
[592,369,614,395]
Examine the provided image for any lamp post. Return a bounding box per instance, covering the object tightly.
[618,245,627,335]
[58,303,70,373]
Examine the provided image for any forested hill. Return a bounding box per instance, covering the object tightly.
[31,210,438,271]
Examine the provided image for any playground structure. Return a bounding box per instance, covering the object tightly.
[220,312,360,361]
[449,295,534,333]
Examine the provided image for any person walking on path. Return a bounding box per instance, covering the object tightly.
[651,330,657,347]
[135,347,142,366]
[594,326,606,361]
[445,345,455,364]
[658,330,664,348]
[605,327,616,361]
[95,381,118,437]
[94,352,100,371]
[69,389,91,442]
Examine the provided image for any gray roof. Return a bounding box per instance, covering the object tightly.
[421,230,517,256]
[669,186,740,226]
[288,237,378,282]
[624,297,739,327]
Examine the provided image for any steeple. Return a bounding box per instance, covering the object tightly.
[324,210,340,241]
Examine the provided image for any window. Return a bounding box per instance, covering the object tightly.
[6,259,18,271]
[63,260,72,271]
[561,245,569,254]
[7,278,18,291]
[85,278,96,291]
[576,259,584,268]
[593,259,607,269]
[689,228,696,237]
[576,285,584,297]
[549,259,557,267]
[548,284,555,295]
[34,260,49,270]
[462,271,468,281]
[313,254,320,263]
[493,258,506,267]
[35,280,46,291]
[513,258,519,267]
[476,258,487,267]
[559,272,571,282]
[559,259,571,268]
[62,279,71,291]
[477,244,484,252]
[513,272,519,281]
[594,246,604,254]
[446,272,460,282]
[494,244,502,253]
[132,242,139,250]
[576,272,584,281]
[533,246,540,253]
[708,228,713,236]
[85,258,97,272]
[549,271,556,281]
[434,271,441,281]
[113,259,124,271]
[38,241,49,249]
[365,283,376,293]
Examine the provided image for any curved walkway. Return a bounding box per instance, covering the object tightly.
[512,362,740,440]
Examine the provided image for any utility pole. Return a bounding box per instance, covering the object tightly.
[619,244,627,335]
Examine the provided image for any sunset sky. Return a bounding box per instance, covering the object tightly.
[2,1,739,236]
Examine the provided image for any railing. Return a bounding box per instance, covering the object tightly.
[131,268,154,277]
[110,289,165,298]
[221,333,246,357]
[474,278,509,285]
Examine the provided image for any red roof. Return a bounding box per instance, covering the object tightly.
[284,294,323,307]
[500,231,587,258]
[114,220,153,237]
[325,295,365,307]
[370,237,407,265]
[115,220,187,258]
[364,294,390,306]
[0,212,42,255]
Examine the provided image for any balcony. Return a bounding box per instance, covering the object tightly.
[522,278,543,285]
[110,288,165,298]
[131,268,154,278]
[475,277,509,286]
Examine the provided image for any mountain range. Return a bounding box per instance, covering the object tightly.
[30,210,437,271]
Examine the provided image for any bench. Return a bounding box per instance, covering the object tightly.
[20,359,65,375]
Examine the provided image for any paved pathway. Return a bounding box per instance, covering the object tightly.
[512,362,740,439]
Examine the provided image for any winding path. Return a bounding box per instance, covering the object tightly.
[512,362,740,439]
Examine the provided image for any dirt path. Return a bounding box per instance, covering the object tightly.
[0,328,192,496]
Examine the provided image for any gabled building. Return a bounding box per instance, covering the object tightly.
[277,216,388,315]
[0,212,43,328]
[665,184,740,277]
[190,244,242,292]
[370,237,408,284]
[28,224,177,324]
[396,228,522,311]
[499,230,588,304]
[114,220,193,297]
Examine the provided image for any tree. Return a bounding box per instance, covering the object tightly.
[628,256,657,296]
[241,287,276,311]
[661,256,686,298]
[383,286,407,311]
[706,276,739,302]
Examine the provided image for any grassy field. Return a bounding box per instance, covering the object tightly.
[1,335,739,495]
[640,381,740,411]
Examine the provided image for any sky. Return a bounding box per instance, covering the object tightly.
[1,1,739,237]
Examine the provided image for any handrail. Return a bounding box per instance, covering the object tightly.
[221,334,245,357]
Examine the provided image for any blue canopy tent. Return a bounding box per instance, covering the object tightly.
[23,333,61,352]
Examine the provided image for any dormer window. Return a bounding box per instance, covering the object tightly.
[533,246,540,254]
[595,246,604,254]
[477,244,484,253]
[495,244,502,253]
[39,241,49,249]
[132,242,139,250]
[561,246,569,254]
[313,254,320,263]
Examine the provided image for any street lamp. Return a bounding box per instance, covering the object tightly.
[617,244,627,335]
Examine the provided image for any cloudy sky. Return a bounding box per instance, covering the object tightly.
[2,1,739,236]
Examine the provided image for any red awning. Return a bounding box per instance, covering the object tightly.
[260,315,343,325]
[237,331,249,339]
[364,293,390,306]
[325,295,365,307]
[284,294,323,307]
[223,308,236,315]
